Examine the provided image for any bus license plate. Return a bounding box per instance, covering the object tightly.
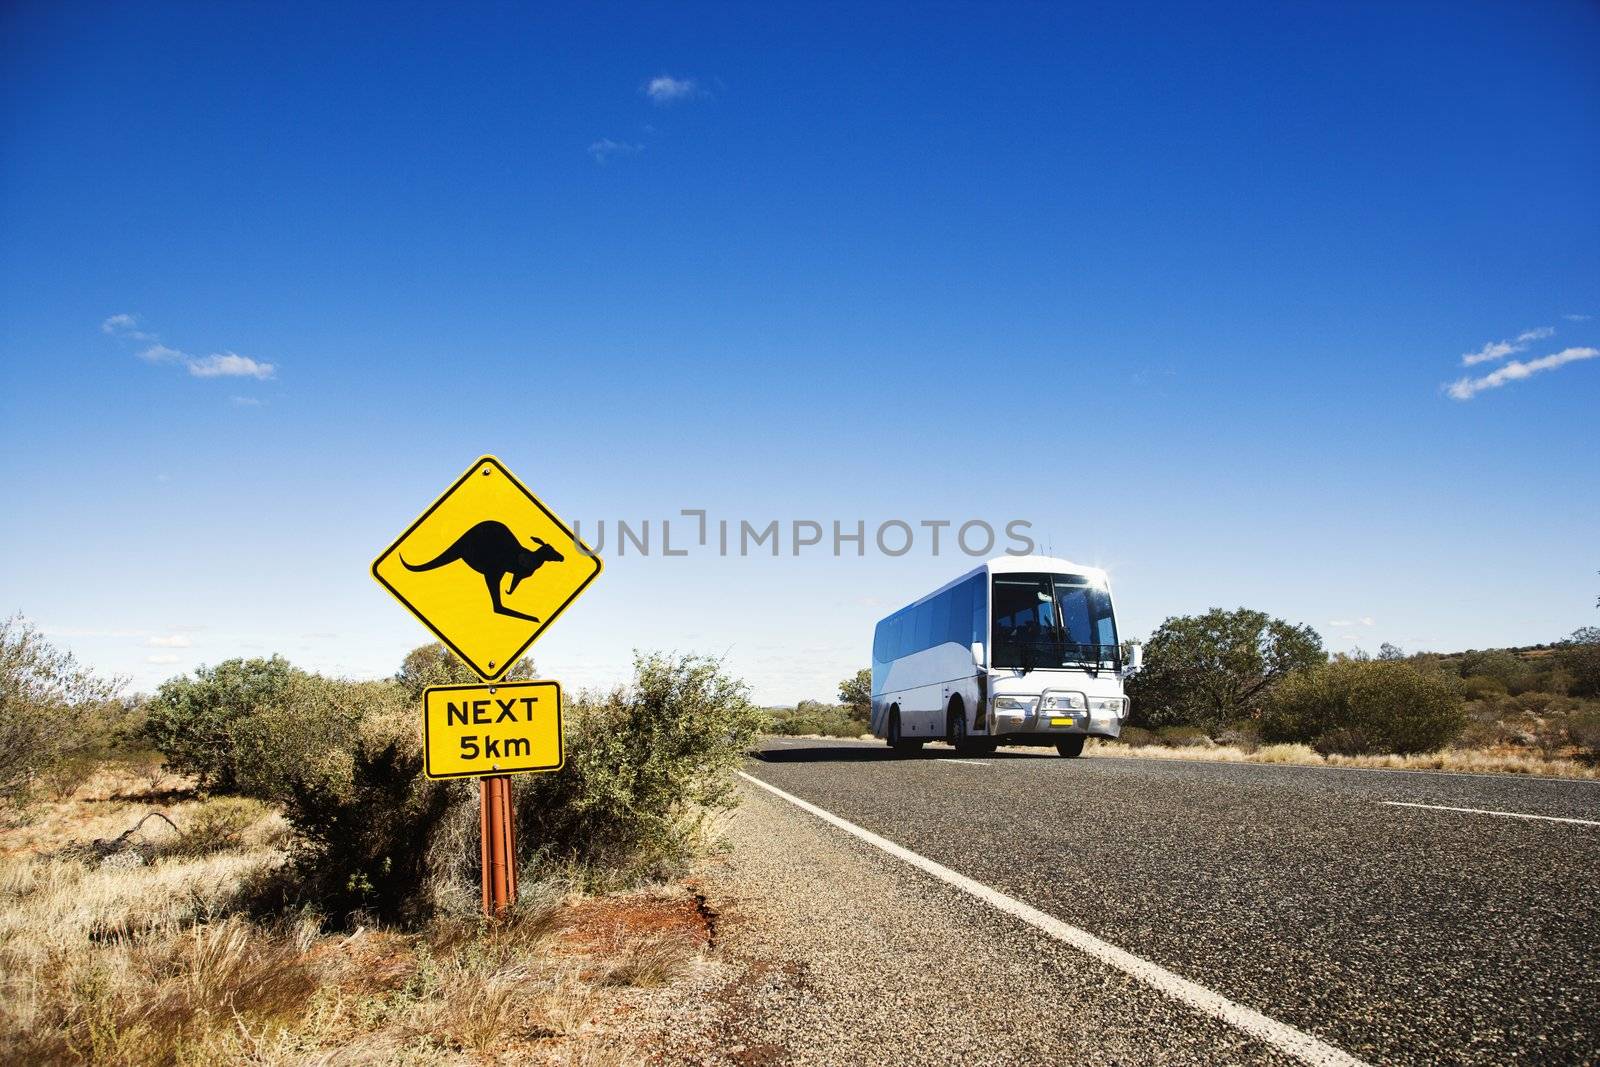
[1049,716,1074,727]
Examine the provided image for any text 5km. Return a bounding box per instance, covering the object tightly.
[459,735,533,760]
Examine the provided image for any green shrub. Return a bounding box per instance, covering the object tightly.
[1558,628,1600,698]
[168,797,270,857]
[229,676,406,801]
[134,657,456,923]
[1570,710,1600,764]
[763,709,805,736]
[1454,650,1534,694]
[1126,608,1324,731]
[1310,726,1376,757]
[1155,725,1212,748]
[0,616,120,808]
[838,669,872,724]
[513,652,765,889]
[1454,713,1519,751]
[1510,691,1562,715]
[139,656,306,791]
[1115,725,1158,747]
[1262,659,1465,755]
[1543,668,1576,696]
[275,707,462,925]
[766,700,861,737]
[1215,721,1261,753]
[1459,674,1509,701]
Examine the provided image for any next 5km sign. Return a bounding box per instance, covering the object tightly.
[422,680,562,780]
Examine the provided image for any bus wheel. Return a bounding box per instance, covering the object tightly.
[947,699,973,752]
[1056,735,1086,758]
[888,709,923,754]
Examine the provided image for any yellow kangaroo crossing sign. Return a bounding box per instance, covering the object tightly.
[371,456,602,681]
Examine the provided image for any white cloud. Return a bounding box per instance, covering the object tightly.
[185,352,275,380]
[105,314,278,386]
[101,313,154,341]
[1564,313,1591,322]
[588,138,643,163]
[1329,617,1375,628]
[139,343,184,364]
[1446,346,1599,400]
[230,395,264,407]
[147,634,192,648]
[147,344,274,379]
[1461,340,1517,366]
[1460,326,1555,366]
[146,654,181,665]
[645,75,700,104]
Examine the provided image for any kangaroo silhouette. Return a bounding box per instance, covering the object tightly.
[402,520,565,623]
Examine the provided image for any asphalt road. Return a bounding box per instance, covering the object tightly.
[740,738,1600,1065]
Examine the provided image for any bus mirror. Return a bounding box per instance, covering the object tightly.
[1125,643,1144,674]
[970,641,985,668]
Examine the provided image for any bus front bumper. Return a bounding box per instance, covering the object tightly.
[989,709,1122,741]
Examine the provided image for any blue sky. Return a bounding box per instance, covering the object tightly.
[2,2,1596,703]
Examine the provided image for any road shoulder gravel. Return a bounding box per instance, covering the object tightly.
[628,778,1300,1066]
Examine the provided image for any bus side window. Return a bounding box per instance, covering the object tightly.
[912,602,933,653]
[949,579,973,647]
[931,592,951,648]
[970,576,986,648]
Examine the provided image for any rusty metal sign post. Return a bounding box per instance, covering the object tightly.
[372,456,602,918]
[480,773,517,916]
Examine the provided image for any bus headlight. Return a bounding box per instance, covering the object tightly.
[1042,693,1086,712]
[1088,697,1126,717]
[993,696,1037,715]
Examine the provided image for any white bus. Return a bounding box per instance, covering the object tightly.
[871,555,1141,757]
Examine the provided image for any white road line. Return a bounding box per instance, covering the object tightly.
[738,771,1368,1067]
[1086,751,1600,784]
[932,759,992,766]
[1379,800,1600,827]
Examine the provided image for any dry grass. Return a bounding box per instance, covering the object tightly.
[0,765,709,1065]
[1083,738,1599,779]
[593,930,700,989]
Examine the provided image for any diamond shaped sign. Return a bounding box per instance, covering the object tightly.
[371,456,602,680]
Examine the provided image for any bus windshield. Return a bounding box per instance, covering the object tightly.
[991,573,1119,671]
